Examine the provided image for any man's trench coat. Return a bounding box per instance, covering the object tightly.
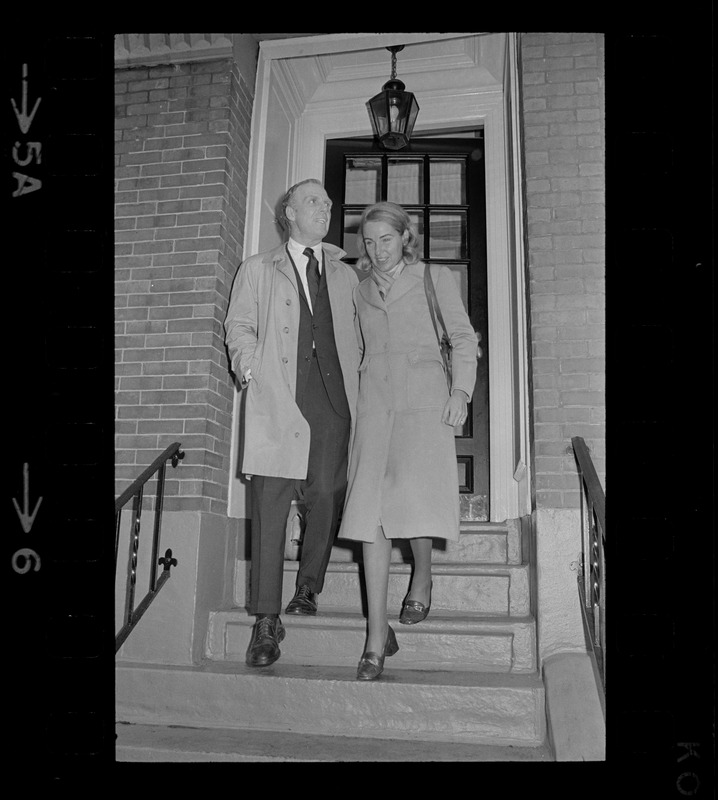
[224,241,360,480]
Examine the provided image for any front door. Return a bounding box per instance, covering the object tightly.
[325,136,489,520]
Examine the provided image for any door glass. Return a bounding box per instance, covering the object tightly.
[429,210,467,259]
[342,209,363,258]
[430,158,466,205]
[406,209,424,255]
[345,157,382,204]
[325,137,487,519]
[388,158,424,204]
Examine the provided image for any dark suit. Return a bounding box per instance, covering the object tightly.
[249,250,351,614]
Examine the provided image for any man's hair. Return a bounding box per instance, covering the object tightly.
[280,178,324,230]
[355,201,421,272]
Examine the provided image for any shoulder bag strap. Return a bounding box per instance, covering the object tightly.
[423,263,450,345]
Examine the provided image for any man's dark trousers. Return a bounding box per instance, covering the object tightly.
[248,267,350,616]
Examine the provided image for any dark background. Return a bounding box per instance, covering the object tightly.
[6,27,714,792]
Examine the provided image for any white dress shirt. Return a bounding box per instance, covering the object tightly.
[287,237,322,314]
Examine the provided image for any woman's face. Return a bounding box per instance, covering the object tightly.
[362,219,408,272]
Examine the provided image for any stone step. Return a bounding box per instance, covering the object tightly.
[116,660,547,747]
[326,520,523,566]
[115,722,553,762]
[205,608,537,673]
[235,560,531,617]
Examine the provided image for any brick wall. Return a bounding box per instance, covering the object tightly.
[114,58,253,513]
[520,33,606,509]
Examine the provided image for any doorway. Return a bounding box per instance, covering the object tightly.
[228,33,530,524]
[325,135,489,520]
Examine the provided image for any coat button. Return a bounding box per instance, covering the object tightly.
[286,299,291,305]
[282,357,288,363]
[283,326,289,333]
[295,432,300,438]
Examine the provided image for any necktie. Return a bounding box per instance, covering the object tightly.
[304,247,320,309]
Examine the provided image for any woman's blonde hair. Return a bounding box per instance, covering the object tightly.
[355,201,421,272]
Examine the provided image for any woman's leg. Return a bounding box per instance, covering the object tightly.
[363,527,392,654]
[407,537,433,606]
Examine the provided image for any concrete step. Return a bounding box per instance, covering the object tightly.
[115,721,554,762]
[327,520,523,566]
[205,609,537,673]
[234,560,531,617]
[116,660,547,747]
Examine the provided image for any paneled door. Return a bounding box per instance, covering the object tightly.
[325,137,489,520]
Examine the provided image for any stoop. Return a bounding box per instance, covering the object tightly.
[116,659,546,747]
[116,519,551,759]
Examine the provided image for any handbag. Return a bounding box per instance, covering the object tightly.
[424,263,453,390]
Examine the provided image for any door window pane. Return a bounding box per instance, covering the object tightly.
[345,157,381,204]
[429,210,467,259]
[457,456,473,492]
[406,209,424,256]
[388,158,424,205]
[342,210,363,259]
[430,159,466,205]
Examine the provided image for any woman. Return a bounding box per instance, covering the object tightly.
[339,202,478,680]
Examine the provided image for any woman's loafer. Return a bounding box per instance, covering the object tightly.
[356,625,399,681]
[399,598,431,624]
[400,582,432,624]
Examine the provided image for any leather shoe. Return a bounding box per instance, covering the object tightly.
[356,625,399,681]
[246,614,285,667]
[285,584,317,615]
[399,581,432,625]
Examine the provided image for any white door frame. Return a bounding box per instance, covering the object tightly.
[228,32,531,523]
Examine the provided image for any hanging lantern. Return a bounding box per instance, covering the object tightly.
[367,45,420,151]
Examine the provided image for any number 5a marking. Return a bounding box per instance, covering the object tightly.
[12,172,42,197]
[13,141,42,167]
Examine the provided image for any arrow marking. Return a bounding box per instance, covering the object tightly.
[12,463,43,533]
[11,64,42,135]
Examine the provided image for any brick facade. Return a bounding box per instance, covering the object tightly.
[113,34,606,517]
[520,33,606,510]
[114,58,253,513]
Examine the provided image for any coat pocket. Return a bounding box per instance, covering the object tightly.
[406,352,448,409]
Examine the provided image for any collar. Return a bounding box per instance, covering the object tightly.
[288,238,322,263]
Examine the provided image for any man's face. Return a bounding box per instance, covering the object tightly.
[286,183,332,245]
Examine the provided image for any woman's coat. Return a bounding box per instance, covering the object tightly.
[338,261,478,543]
[224,241,360,479]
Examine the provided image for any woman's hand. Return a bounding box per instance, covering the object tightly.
[442,389,469,427]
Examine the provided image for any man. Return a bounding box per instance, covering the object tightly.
[225,179,360,667]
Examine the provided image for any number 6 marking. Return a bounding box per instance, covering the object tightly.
[12,548,41,574]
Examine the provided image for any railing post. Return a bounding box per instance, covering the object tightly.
[115,509,122,572]
[148,462,167,594]
[580,479,591,608]
[572,436,606,698]
[123,487,144,631]
[115,443,184,654]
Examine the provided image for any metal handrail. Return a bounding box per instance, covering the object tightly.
[572,436,606,712]
[115,442,184,653]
